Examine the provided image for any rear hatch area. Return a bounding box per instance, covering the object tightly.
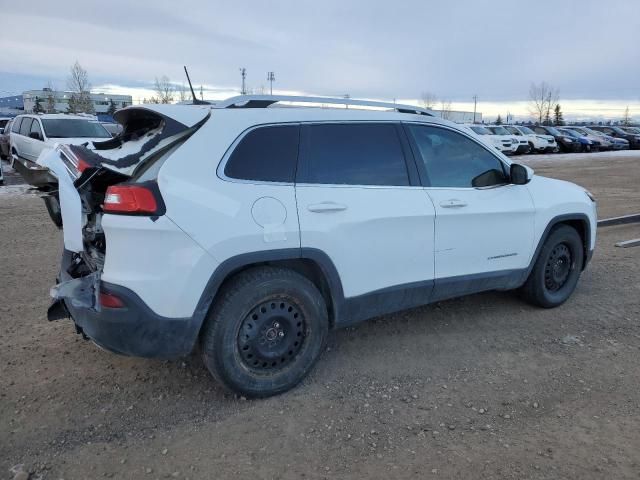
[42,105,210,317]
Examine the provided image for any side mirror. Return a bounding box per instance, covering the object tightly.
[29,132,42,140]
[510,163,530,185]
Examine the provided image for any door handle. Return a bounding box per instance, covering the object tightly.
[440,199,468,208]
[307,202,348,213]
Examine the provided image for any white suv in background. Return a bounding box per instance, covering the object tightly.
[41,96,597,397]
[463,124,513,153]
[505,125,557,153]
[10,113,111,187]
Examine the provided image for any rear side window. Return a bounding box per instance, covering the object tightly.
[224,125,300,182]
[300,123,409,186]
[12,117,23,133]
[19,118,33,136]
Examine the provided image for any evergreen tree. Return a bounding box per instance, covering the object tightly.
[45,94,56,113]
[32,97,44,114]
[107,99,117,116]
[495,114,503,125]
[553,104,564,126]
[67,94,78,113]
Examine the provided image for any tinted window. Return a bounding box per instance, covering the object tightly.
[41,119,111,138]
[19,118,33,136]
[301,123,409,186]
[11,117,23,133]
[30,119,43,139]
[408,125,507,188]
[224,125,299,182]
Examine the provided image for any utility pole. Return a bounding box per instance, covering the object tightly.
[344,93,350,109]
[199,85,203,101]
[472,95,478,124]
[239,67,247,95]
[267,71,275,95]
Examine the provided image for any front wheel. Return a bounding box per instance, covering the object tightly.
[521,225,584,308]
[200,266,328,397]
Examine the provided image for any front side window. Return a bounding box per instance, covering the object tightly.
[407,125,507,188]
[30,119,43,140]
[41,119,111,138]
[300,123,409,186]
[19,118,33,136]
[224,124,300,182]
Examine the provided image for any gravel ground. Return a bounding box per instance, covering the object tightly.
[1,152,639,479]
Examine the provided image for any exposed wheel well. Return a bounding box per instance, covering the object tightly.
[213,258,337,328]
[550,219,589,269]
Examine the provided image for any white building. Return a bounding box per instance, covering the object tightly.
[22,89,133,115]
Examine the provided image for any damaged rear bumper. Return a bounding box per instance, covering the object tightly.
[51,250,200,358]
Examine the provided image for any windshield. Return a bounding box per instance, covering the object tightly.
[489,126,510,135]
[544,126,561,135]
[559,129,579,138]
[623,127,640,134]
[570,128,587,135]
[470,126,490,135]
[519,126,535,134]
[41,119,111,138]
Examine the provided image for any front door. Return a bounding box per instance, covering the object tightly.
[404,123,535,300]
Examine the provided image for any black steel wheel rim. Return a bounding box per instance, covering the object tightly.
[238,299,306,372]
[544,243,572,292]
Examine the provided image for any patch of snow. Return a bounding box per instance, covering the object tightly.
[521,150,640,164]
[0,184,37,196]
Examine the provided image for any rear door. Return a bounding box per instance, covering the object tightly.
[404,123,535,300]
[295,122,435,301]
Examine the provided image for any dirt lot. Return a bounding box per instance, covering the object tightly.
[1,152,639,479]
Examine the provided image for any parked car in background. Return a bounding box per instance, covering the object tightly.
[589,125,640,149]
[42,96,597,397]
[557,128,597,152]
[0,117,10,134]
[564,126,610,150]
[529,125,581,153]
[10,113,112,187]
[505,125,557,153]
[621,126,640,136]
[581,127,628,150]
[0,117,12,160]
[487,125,529,154]
[462,124,513,153]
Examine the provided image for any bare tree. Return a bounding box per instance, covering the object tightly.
[529,81,559,124]
[153,76,175,104]
[177,83,188,102]
[439,99,453,120]
[622,106,631,126]
[66,61,94,113]
[67,61,91,93]
[420,91,438,110]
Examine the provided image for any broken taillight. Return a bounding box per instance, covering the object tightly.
[103,182,165,216]
[99,291,125,309]
[77,158,92,173]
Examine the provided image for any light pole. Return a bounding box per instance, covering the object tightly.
[267,72,275,95]
[239,68,247,95]
[472,95,478,124]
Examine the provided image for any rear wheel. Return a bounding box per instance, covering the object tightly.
[521,225,584,308]
[200,266,328,397]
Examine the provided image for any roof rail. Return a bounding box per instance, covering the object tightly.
[214,95,433,116]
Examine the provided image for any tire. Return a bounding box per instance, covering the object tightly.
[200,266,328,397]
[521,225,584,308]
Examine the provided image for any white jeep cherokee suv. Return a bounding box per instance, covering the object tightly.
[41,96,597,397]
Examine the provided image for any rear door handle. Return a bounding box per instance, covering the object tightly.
[307,202,348,213]
[440,199,468,208]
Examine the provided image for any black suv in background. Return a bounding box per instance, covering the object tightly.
[589,126,640,149]
[528,125,581,153]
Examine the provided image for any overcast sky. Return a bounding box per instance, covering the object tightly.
[1,0,639,119]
